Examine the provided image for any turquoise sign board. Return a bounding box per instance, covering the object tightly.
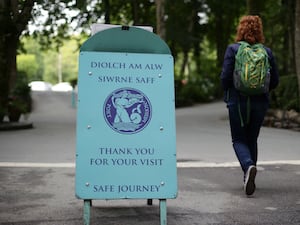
[75,51,177,200]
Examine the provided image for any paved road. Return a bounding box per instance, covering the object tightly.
[0,91,299,225]
[1,91,299,164]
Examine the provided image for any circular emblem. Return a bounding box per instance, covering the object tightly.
[103,88,152,134]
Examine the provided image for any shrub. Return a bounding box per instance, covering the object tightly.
[270,75,299,112]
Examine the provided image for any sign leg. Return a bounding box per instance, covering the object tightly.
[71,90,76,108]
[147,199,153,205]
[159,199,167,225]
[83,200,91,225]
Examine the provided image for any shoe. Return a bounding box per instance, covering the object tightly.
[244,165,257,196]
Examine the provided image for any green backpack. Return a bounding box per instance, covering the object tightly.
[234,41,270,95]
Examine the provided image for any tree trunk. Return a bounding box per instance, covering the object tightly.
[180,51,189,80]
[103,0,110,24]
[0,39,10,116]
[295,0,300,108]
[281,0,296,75]
[155,0,166,40]
[131,0,139,25]
[246,0,264,15]
[0,1,12,114]
[7,36,18,91]
[0,0,34,116]
[1,29,19,114]
[215,14,225,68]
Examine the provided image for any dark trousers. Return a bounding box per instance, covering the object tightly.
[227,96,268,174]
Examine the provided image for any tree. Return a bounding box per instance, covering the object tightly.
[246,0,264,15]
[155,0,166,39]
[279,0,295,75]
[0,0,34,117]
[41,38,79,84]
[206,0,245,68]
[0,0,85,116]
[17,54,39,81]
[20,36,44,81]
[295,0,300,107]
[165,0,205,78]
[259,0,296,76]
[1,0,298,114]
[0,0,157,110]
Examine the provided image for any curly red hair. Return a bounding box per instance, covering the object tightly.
[235,15,265,44]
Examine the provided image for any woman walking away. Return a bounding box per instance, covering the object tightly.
[220,15,279,196]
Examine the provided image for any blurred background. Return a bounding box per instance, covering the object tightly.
[1,0,299,129]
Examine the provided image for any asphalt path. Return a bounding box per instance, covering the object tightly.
[0,91,299,225]
[1,91,299,164]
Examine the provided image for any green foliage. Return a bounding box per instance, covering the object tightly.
[8,72,32,114]
[20,36,82,84]
[42,49,59,84]
[270,75,299,112]
[18,37,44,81]
[17,54,39,81]
[6,0,298,113]
[42,38,80,84]
[175,68,220,108]
[29,0,77,50]
[60,39,80,82]
[261,0,296,75]
[206,0,246,67]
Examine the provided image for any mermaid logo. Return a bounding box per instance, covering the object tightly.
[103,88,152,134]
